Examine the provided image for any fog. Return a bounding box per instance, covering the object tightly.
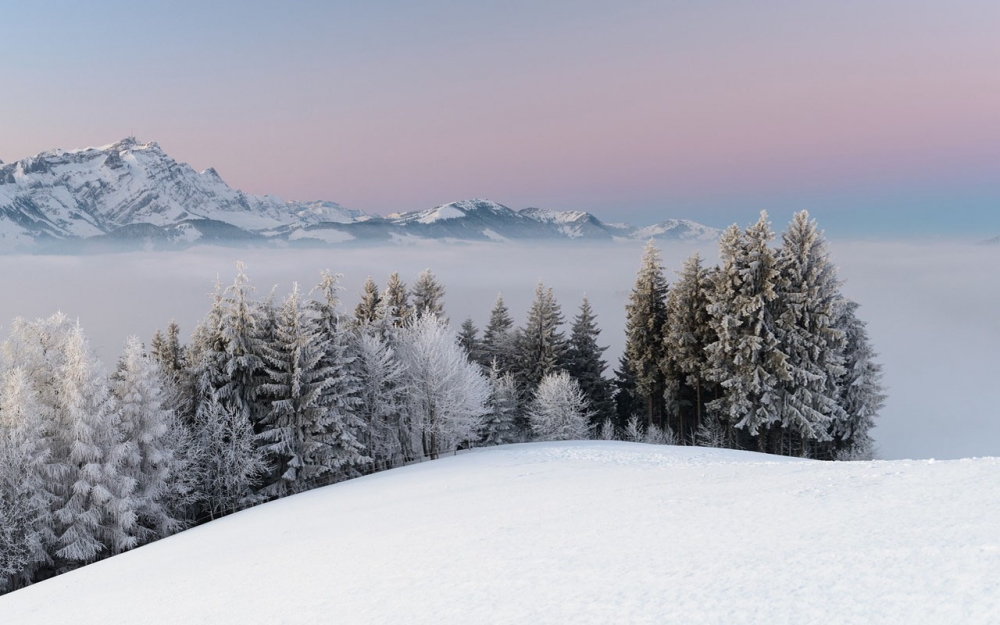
[0,239,995,460]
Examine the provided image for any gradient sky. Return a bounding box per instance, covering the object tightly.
[2,0,998,235]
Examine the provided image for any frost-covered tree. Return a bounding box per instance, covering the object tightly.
[528,372,591,441]
[624,241,669,428]
[480,361,520,446]
[773,211,846,454]
[565,296,614,428]
[0,368,53,591]
[397,315,489,459]
[112,336,185,541]
[308,271,365,474]
[412,269,446,321]
[482,294,516,372]
[663,252,715,441]
[352,332,411,470]
[216,263,268,434]
[258,285,365,498]
[829,300,885,460]
[380,272,412,328]
[706,214,788,451]
[514,282,567,392]
[354,276,382,327]
[457,318,484,365]
[193,390,265,520]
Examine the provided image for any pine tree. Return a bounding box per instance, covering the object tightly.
[112,336,185,541]
[829,300,885,460]
[565,296,614,428]
[412,269,446,321]
[397,315,490,459]
[624,240,669,429]
[773,211,846,454]
[527,372,592,441]
[380,272,412,328]
[482,294,516,372]
[354,276,382,326]
[514,282,567,392]
[480,361,520,445]
[457,318,484,364]
[663,252,715,442]
[705,213,788,451]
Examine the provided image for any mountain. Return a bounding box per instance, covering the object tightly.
[0,139,720,251]
[0,442,995,623]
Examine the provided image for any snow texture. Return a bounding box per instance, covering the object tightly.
[1,441,997,623]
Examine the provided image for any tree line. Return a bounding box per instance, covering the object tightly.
[0,209,883,594]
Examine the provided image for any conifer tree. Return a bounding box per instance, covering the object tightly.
[624,240,669,428]
[565,296,614,428]
[354,276,382,326]
[217,263,268,434]
[514,282,567,392]
[258,285,365,498]
[705,213,788,450]
[352,332,411,470]
[663,252,715,441]
[482,294,516,371]
[457,318,484,364]
[308,271,364,476]
[612,355,644,432]
[480,361,520,445]
[0,367,54,590]
[412,269,446,321]
[112,336,184,541]
[527,372,592,441]
[830,300,885,460]
[380,272,412,328]
[773,211,846,454]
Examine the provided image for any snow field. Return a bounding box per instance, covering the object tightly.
[1,441,997,624]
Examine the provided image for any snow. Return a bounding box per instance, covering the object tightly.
[416,204,465,224]
[287,228,356,244]
[1,441,997,623]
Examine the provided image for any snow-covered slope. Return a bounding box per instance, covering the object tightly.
[2,442,997,624]
[632,218,722,242]
[519,207,613,239]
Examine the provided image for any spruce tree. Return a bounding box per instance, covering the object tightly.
[412,269,446,321]
[217,263,268,434]
[612,355,644,432]
[830,300,885,460]
[514,282,567,393]
[773,211,846,454]
[482,294,516,372]
[705,213,788,451]
[112,336,184,541]
[381,272,412,328]
[457,318,484,364]
[565,296,614,428]
[480,361,520,445]
[624,240,669,428]
[354,276,382,326]
[663,252,715,441]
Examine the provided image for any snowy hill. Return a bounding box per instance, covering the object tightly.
[0,140,720,251]
[2,442,997,624]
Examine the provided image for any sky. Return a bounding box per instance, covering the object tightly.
[1,0,998,236]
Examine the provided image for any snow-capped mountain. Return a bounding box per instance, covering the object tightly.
[0,139,720,251]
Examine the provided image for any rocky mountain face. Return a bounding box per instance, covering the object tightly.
[0,139,720,251]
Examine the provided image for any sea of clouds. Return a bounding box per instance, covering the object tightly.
[0,238,995,460]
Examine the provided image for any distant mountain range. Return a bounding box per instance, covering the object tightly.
[0,138,720,252]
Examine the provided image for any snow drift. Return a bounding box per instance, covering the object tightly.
[1,441,997,623]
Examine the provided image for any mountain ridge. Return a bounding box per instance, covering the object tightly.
[0,139,721,251]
